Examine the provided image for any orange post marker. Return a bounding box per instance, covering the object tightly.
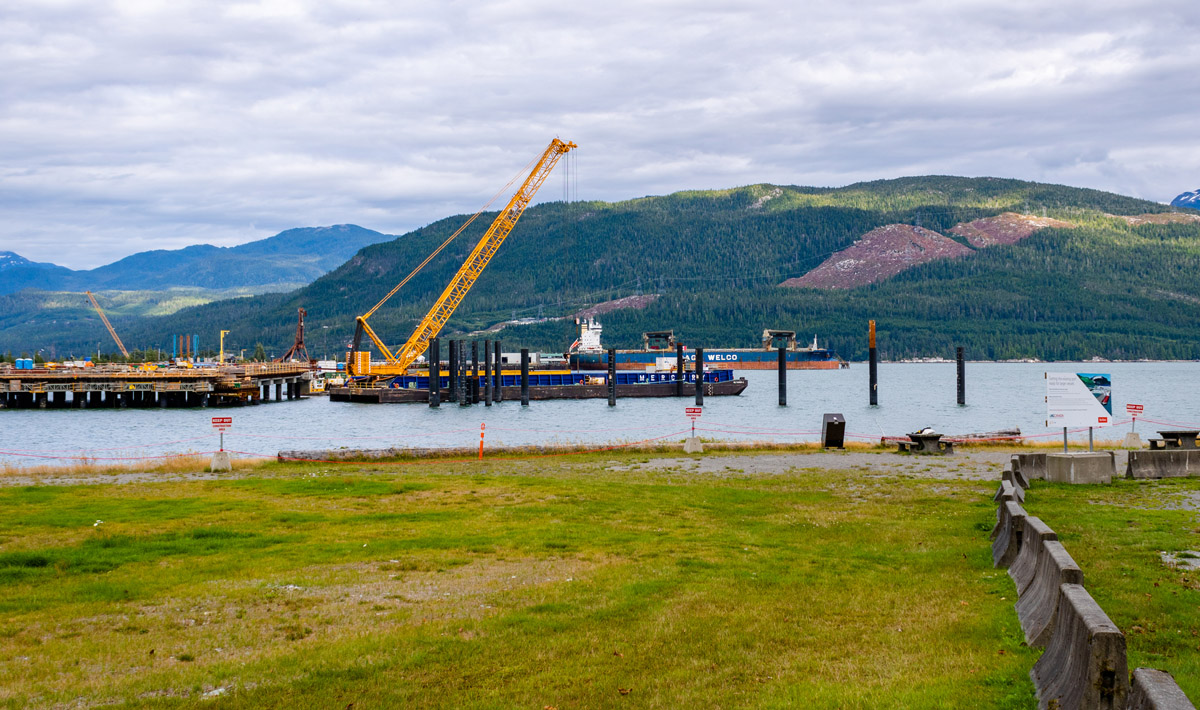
[479,422,485,459]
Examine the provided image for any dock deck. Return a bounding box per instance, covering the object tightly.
[0,363,312,408]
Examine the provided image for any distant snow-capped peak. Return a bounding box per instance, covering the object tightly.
[1171,189,1200,209]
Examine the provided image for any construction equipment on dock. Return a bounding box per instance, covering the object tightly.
[0,362,311,409]
[348,138,577,382]
[84,291,130,358]
[277,308,310,363]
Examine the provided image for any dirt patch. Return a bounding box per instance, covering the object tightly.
[781,225,973,289]
[573,294,659,320]
[1161,550,1200,571]
[750,187,783,208]
[1109,212,1200,227]
[948,212,1074,248]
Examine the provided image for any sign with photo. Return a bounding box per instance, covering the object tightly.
[1046,372,1112,428]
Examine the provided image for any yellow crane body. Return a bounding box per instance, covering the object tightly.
[349,138,576,379]
[85,291,130,358]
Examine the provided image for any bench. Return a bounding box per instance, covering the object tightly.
[1155,430,1200,450]
[896,433,954,455]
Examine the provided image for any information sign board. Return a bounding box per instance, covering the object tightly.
[685,407,703,421]
[1046,373,1112,428]
[211,416,233,431]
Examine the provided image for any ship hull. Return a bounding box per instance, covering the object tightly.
[330,379,748,403]
[570,349,843,371]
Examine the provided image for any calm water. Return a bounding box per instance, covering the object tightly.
[3,362,1199,466]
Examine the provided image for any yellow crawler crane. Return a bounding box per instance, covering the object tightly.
[85,291,130,358]
[348,138,576,380]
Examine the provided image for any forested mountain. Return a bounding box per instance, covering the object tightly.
[0,224,396,295]
[4,176,1199,362]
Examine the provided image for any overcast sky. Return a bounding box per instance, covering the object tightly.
[3,0,1198,269]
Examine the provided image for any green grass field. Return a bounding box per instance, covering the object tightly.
[0,451,1195,708]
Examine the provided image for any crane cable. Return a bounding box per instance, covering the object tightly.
[361,153,542,321]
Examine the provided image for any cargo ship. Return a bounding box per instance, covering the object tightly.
[567,320,847,371]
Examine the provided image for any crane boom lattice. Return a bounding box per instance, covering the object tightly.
[85,291,130,358]
[350,138,576,378]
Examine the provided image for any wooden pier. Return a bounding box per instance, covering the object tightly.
[0,363,312,408]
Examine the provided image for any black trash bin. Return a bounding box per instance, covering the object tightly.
[822,413,846,449]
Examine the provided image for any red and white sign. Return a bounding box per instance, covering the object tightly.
[685,407,703,421]
[1126,404,1144,416]
[211,416,233,431]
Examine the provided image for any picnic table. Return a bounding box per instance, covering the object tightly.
[895,431,954,455]
[1148,430,1200,450]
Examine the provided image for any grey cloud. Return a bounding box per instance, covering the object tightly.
[1,0,1198,267]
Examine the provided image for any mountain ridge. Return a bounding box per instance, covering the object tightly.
[4,176,1200,361]
[0,224,398,295]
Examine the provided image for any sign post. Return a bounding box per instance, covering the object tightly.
[211,416,232,451]
[1126,403,1143,431]
[685,406,702,437]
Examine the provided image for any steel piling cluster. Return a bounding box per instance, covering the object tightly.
[991,455,1195,710]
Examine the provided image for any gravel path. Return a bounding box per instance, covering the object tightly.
[0,448,1137,488]
[605,450,1019,479]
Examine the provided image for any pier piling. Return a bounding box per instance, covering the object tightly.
[695,347,704,406]
[471,342,480,404]
[676,343,684,397]
[778,346,787,406]
[458,343,469,407]
[429,338,440,408]
[484,340,493,406]
[520,348,530,406]
[494,341,502,402]
[608,348,616,406]
[448,340,458,401]
[869,320,878,407]
[957,346,965,406]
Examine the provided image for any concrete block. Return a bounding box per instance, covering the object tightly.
[1128,668,1196,710]
[1011,516,1058,597]
[1003,462,1030,490]
[1047,452,1116,484]
[1016,541,1084,647]
[1126,450,1200,480]
[683,437,703,454]
[1031,583,1128,710]
[210,451,232,472]
[993,479,1023,505]
[1013,453,1048,481]
[992,500,1026,569]
[1123,432,1143,449]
